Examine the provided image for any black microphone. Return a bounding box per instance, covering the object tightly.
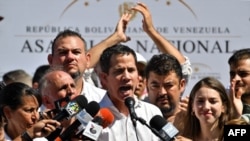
[53,95,88,121]
[130,115,167,141]
[54,96,70,111]
[39,96,71,120]
[150,115,179,141]
[57,106,114,141]
[125,97,137,127]
[55,101,100,141]
[46,95,88,140]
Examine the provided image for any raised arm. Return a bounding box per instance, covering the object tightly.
[131,2,186,64]
[88,13,132,68]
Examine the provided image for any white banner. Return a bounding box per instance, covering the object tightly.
[0,0,250,94]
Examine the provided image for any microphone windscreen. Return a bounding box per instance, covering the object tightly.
[74,95,88,109]
[99,108,114,128]
[85,101,100,117]
[124,97,135,107]
[53,95,88,121]
[149,115,167,131]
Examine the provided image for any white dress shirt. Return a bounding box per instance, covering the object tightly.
[98,94,163,141]
[80,78,106,103]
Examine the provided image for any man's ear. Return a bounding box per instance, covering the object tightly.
[99,72,108,84]
[3,106,11,119]
[85,52,91,69]
[180,78,187,94]
[42,95,54,110]
[48,54,52,65]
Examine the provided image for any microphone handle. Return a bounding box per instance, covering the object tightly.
[56,120,81,141]
[53,110,68,121]
[128,108,137,127]
[46,128,62,141]
[136,117,166,141]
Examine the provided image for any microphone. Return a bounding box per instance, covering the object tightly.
[96,108,114,128]
[57,107,114,141]
[150,115,179,141]
[55,101,100,141]
[74,101,101,134]
[82,107,114,141]
[53,95,88,121]
[124,97,137,127]
[46,95,88,140]
[54,96,70,111]
[39,96,71,120]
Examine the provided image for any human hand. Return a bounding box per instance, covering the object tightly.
[131,2,154,33]
[114,12,132,43]
[230,79,243,118]
[179,96,189,113]
[26,119,61,138]
[39,109,59,120]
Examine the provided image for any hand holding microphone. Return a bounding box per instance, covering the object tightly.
[31,119,61,137]
[56,101,115,141]
[13,119,61,141]
[45,95,88,140]
[55,101,100,141]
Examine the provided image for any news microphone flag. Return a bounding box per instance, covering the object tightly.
[83,121,103,141]
[55,101,100,141]
[53,95,88,121]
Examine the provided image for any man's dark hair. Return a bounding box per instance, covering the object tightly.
[145,53,183,81]
[32,65,50,84]
[51,29,87,55]
[228,48,250,66]
[99,44,137,74]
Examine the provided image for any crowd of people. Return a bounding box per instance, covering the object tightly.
[0,2,249,141]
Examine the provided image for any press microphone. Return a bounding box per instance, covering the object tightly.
[74,101,101,134]
[53,95,88,121]
[57,107,114,141]
[150,115,179,141]
[55,101,100,141]
[125,97,137,127]
[96,108,114,128]
[82,107,114,140]
[39,96,71,120]
[46,95,88,140]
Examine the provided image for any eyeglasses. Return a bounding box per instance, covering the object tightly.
[230,70,250,78]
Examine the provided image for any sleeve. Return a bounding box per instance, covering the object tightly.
[181,56,192,84]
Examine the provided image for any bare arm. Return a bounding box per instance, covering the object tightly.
[131,2,186,64]
[88,13,132,68]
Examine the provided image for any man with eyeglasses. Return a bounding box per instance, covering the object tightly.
[228,48,250,118]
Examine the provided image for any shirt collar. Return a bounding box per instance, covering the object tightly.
[99,93,142,110]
